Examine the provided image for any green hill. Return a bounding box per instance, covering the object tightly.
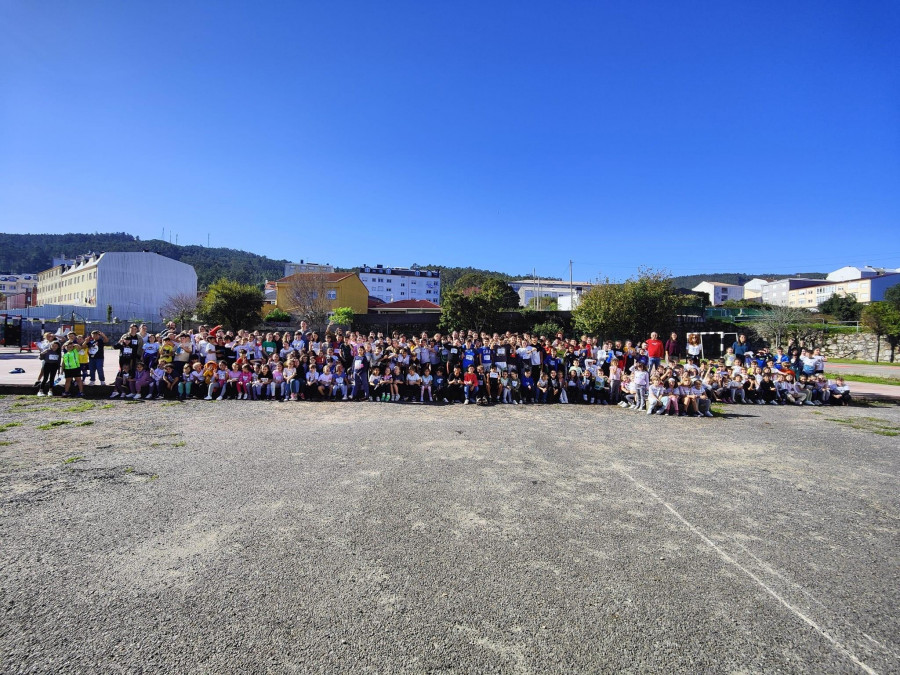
[0,232,289,289]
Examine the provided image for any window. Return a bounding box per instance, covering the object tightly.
[327,290,337,300]
[400,292,405,296]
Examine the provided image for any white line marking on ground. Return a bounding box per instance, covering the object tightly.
[618,469,879,675]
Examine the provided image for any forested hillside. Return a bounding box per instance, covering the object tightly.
[0,232,288,288]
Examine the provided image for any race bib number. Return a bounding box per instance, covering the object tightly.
[123,347,132,355]
[89,347,99,356]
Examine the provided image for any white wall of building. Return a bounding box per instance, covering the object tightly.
[358,265,440,303]
[97,252,197,320]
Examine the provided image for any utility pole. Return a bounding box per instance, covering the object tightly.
[569,260,573,306]
[207,233,210,247]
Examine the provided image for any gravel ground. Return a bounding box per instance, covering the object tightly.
[1,396,898,674]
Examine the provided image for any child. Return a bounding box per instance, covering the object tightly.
[405,365,421,402]
[536,372,549,404]
[475,365,488,404]
[609,359,622,404]
[128,362,152,399]
[729,375,746,403]
[389,365,402,402]
[647,376,665,415]
[332,364,348,401]
[663,378,680,415]
[238,364,254,400]
[420,365,433,403]
[37,341,62,397]
[62,341,85,398]
[142,333,160,369]
[317,365,334,399]
[305,364,319,400]
[829,377,851,405]
[381,367,394,402]
[521,368,535,404]
[463,365,479,404]
[369,367,383,402]
[160,363,181,400]
[507,370,521,404]
[148,363,166,399]
[110,363,131,399]
[486,364,501,403]
[631,363,649,412]
[178,364,193,400]
[270,364,285,400]
[205,361,229,400]
[499,370,511,404]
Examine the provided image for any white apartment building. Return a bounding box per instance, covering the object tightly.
[508,279,592,308]
[283,260,334,277]
[692,281,744,306]
[36,251,197,320]
[358,264,441,303]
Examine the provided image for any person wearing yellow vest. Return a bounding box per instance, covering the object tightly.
[62,341,85,398]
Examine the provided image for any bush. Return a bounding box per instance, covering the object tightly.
[532,321,563,338]
[264,308,292,323]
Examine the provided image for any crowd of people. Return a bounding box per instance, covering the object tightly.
[33,322,853,414]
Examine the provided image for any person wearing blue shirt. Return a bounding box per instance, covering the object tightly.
[521,369,535,403]
[462,341,477,371]
[479,344,493,369]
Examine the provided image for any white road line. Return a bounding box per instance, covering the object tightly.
[618,469,880,675]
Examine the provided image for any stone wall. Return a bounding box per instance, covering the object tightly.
[821,331,896,362]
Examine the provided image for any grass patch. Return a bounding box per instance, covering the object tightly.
[825,416,900,436]
[150,474,159,480]
[76,421,94,427]
[173,441,186,447]
[161,402,180,407]
[37,420,73,430]
[124,400,141,405]
[124,467,134,473]
[63,455,84,464]
[63,401,96,413]
[0,440,14,446]
[100,404,115,409]
[824,372,900,387]
[9,405,51,413]
[0,422,23,432]
[710,403,726,417]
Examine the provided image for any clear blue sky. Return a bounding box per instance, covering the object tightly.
[2,1,898,281]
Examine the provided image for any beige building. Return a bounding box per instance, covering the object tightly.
[788,274,900,308]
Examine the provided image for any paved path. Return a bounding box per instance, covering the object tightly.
[826,362,900,377]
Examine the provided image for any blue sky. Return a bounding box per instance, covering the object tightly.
[1,1,898,281]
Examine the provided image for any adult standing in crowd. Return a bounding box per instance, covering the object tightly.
[86,329,109,385]
[732,334,750,364]
[664,331,680,363]
[646,332,664,373]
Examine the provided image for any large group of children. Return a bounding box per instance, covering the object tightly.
[34,323,853,415]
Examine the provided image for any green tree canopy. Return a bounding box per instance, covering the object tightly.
[861,301,900,362]
[439,278,520,332]
[819,294,863,321]
[572,269,680,339]
[200,279,264,331]
[884,284,900,312]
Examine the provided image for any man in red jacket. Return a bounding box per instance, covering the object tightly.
[646,332,664,374]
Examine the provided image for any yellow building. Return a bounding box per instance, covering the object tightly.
[275,272,369,315]
[787,275,900,308]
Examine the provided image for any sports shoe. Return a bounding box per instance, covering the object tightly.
[343,396,348,401]
[125,393,134,398]
[204,395,213,400]
[135,394,143,399]
[443,398,449,403]
[217,395,224,400]
[37,391,45,397]
[704,411,714,417]
[464,399,470,405]
[110,391,119,398]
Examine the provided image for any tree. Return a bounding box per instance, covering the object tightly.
[572,268,680,339]
[438,278,520,332]
[106,304,113,322]
[280,273,333,330]
[819,294,862,321]
[452,272,490,293]
[527,296,558,311]
[884,284,900,312]
[161,292,200,330]
[330,306,355,328]
[750,305,812,349]
[479,278,520,309]
[861,302,900,362]
[200,279,264,331]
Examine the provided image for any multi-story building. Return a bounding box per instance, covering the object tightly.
[788,273,900,308]
[691,281,744,306]
[283,260,334,277]
[826,265,900,282]
[358,264,441,303]
[742,278,770,300]
[508,279,592,308]
[36,251,197,320]
[0,274,39,309]
[760,278,822,306]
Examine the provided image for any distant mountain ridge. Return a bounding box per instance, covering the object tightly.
[0,232,826,292]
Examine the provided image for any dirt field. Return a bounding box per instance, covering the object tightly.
[1,396,898,673]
